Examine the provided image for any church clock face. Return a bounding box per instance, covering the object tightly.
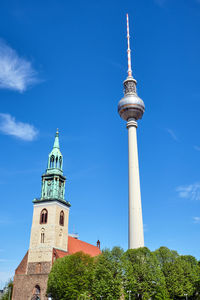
[47,180,51,186]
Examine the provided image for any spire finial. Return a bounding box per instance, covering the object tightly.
[53,129,60,149]
[126,13,133,78]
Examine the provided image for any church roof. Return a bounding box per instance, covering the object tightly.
[68,236,101,256]
[53,236,101,259]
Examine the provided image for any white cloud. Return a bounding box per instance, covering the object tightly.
[0,113,38,141]
[166,128,178,141]
[193,217,200,224]
[0,40,38,92]
[176,182,200,201]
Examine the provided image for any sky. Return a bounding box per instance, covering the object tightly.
[0,0,200,288]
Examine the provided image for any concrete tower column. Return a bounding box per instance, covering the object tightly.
[127,119,144,248]
[118,14,145,249]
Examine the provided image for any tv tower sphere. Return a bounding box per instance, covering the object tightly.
[118,14,145,249]
[118,77,145,121]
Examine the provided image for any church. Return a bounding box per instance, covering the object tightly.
[12,131,101,300]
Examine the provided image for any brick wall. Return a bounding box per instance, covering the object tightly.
[12,262,51,300]
[15,252,28,275]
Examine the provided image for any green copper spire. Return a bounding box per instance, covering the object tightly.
[53,128,60,149]
[40,131,66,201]
[46,129,63,176]
[33,130,70,207]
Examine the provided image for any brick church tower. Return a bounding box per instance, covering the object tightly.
[12,131,101,300]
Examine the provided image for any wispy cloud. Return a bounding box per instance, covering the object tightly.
[194,145,200,151]
[166,128,178,141]
[0,39,38,92]
[193,217,200,224]
[0,113,38,141]
[176,182,200,201]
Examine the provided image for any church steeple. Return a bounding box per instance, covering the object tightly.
[53,129,60,148]
[34,131,70,207]
[46,129,63,176]
[28,130,70,280]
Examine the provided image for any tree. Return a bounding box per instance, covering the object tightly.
[123,247,170,300]
[154,247,200,299]
[154,246,179,267]
[1,280,13,300]
[47,246,200,300]
[179,255,200,299]
[91,247,124,300]
[47,252,94,300]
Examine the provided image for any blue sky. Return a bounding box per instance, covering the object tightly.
[0,0,200,287]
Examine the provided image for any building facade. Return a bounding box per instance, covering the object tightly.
[12,131,101,300]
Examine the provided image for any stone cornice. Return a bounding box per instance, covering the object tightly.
[33,198,71,208]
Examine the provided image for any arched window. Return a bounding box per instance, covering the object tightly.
[59,211,64,226]
[56,156,58,168]
[41,233,45,243]
[32,285,40,299]
[59,157,62,169]
[41,228,45,243]
[31,285,41,300]
[47,186,51,197]
[34,285,40,295]
[50,155,54,168]
[40,209,48,224]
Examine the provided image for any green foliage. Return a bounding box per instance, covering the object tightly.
[123,247,169,300]
[91,247,124,300]
[47,247,200,300]
[47,252,94,300]
[154,247,200,300]
[154,246,179,266]
[1,280,13,300]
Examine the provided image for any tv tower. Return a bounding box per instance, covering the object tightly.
[118,14,145,249]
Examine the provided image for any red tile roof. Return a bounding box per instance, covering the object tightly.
[53,236,101,259]
[68,236,101,257]
[53,248,68,260]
